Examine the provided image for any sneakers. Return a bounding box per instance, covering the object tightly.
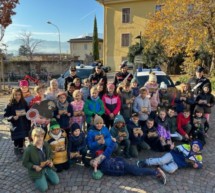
[137,160,147,168]
[156,167,167,185]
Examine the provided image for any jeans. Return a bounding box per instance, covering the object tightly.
[34,168,59,192]
[146,152,178,173]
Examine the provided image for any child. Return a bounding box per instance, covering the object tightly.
[137,140,203,174]
[90,154,166,185]
[80,78,91,101]
[45,118,69,172]
[127,113,150,158]
[155,109,174,151]
[29,85,46,107]
[86,116,116,159]
[195,83,215,122]
[144,72,160,119]
[70,90,85,129]
[73,77,82,90]
[4,88,31,159]
[174,83,194,113]
[64,65,79,90]
[96,82,106,99]
[84,87,105,129]
[102,83,121,129]
[19,80,34,106]
[158,82,172,110]
[143,118,163,151]
[55,92,73,136]
[22,127,59,192]
[110,115,130,158]
[120,82,134,121]
[177,108,192,141]
[69,123,87,165]
[133,87,151,126]
[45,79,62,102]
[191,107,209,145]
[167,108,183,141]
[131,77,139,97]
[66,82,75,103]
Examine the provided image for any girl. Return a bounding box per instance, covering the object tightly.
[96,82,106,99]
[73,77,82,90]
[102,83,121,129]
[19,80,34,106]
[70,90,85,129]
[45,79,62,102]
[158,82,171,111]
[4,88,31,159]
[29,85,46,108]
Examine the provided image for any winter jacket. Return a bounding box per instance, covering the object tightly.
[64,75,79,91]
[157,124,171,140]
[66,91,74,103]
[69,133,86,152]
[22,142,54,180]
[4,101,31,140]
[132,87,139,97]
[102,93,121,116]
[133,95,151,121]
[113,71,133,86]
[84,96,105,124]
[45,129,68,165]
[175,91,194,113]
[167,115,177,134]
[120,90,134,120]
[177,113,191,136]
[80,86,90,101]
[191,116,209,134]
[89,71,107,86]
[170,144,203,169]
[159,90,172,109]
[195,93,215,114]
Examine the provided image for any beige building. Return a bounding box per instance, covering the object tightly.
[68,36,103,63]
[96,0,164,71]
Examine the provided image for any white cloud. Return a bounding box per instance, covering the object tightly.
[10,23,32,28]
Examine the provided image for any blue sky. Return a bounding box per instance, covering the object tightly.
[3,0,104,43]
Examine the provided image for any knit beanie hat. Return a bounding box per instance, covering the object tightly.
[191,140,203,151]
[70,123,81,133]
[114,115,125,125]
[148,72,157,82]
[49,118,60,130]
[19,80,29,87]
[131,77,138,83]
[92,170,103,180]
[107,83,115,90]
[94,115,104,125]
[57,91,67,98]
[160,82,167,89]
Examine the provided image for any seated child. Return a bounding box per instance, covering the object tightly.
[137,140,203,174]
[127,113,150,158]
[45,118,69,172]
[191,107,209,145]
[90,153,166,185]
[158,82,172,111]
[69,123,87,165]
[86,116,115,159]
[22,127,59,192]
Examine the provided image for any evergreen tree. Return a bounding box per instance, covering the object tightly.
[92,16,99,61]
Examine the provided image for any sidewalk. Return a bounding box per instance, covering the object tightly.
[0,95,215,193]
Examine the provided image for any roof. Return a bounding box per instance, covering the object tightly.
[68,36,103,43]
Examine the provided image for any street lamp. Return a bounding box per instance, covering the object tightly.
[47,21,62,61]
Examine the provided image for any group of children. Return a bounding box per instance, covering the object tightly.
[3,68,214,192]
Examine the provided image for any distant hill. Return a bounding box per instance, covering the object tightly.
[6,39,70,55]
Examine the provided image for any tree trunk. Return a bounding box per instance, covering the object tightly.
[210,52,215,73]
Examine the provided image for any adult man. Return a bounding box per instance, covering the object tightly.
[64,66,79,90]
[113,62,133,87]
[89,63,107,86]
[188,66,211,98]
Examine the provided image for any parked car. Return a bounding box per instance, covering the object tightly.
[135,68,179,97]
[57,65,94,89]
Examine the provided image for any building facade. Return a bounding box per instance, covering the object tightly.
[68,36,103,64]
[96,0,164,71]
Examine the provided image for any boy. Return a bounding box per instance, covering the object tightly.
[133,87,151,126]
[66,82,75,103]
[80,78,91,101]
[110,115,131,158]
[137,140,203,174]
[45,118,70,172]
[23,127,59,192]
[127,113,150,158]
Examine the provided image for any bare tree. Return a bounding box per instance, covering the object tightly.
[19,31,43,60]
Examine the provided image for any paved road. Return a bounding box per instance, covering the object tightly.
[0,95,215,193]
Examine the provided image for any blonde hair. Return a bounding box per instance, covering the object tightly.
[73,90,81,98]
[50,79,58,86]
[31,127,45,138]
[73,78,80,83]
[90,86,98,94]
[34,85,46,93]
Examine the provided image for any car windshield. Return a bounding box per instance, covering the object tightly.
[136,75,175,87]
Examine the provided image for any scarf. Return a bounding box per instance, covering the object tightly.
[56,100,69,110]
[50,130,62,141]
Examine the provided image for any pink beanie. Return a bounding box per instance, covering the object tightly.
[107,83,115,90]
[19,80,29,87]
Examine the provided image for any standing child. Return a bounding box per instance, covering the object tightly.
[66,82,75,103]
[80,78,91,101]
[102,83,121,129]
[19,80,34,106]
[73,77,82,90]
[22,127,59,192]
[137,140,203,174]
[110,115,131,158]
[84,87,105,129]
[45,118,70,172]
[29,85,46,107]
[70,90,85,129]
[96,82,106,99]
[69,123,87,165]
[133,87,151,126]
[4,88,31,159]
[45,79,62,102]
[131,78,139,97]
[55,92,73,136]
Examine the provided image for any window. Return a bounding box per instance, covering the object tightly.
[84,44,88,50]
[155,5,164,12]
[122,8,130,23]
[121,34,130,47]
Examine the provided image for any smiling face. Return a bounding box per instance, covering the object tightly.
[20,86,29,93]
[51,128,60,135]
[95,122,103,130]
[192,143,200,152]
[58,94,67,103]
[74,92,82,101]
[14,91,22,102]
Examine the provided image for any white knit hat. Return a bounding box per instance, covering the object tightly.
[148,72,157,82]
[160,82,167,89]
